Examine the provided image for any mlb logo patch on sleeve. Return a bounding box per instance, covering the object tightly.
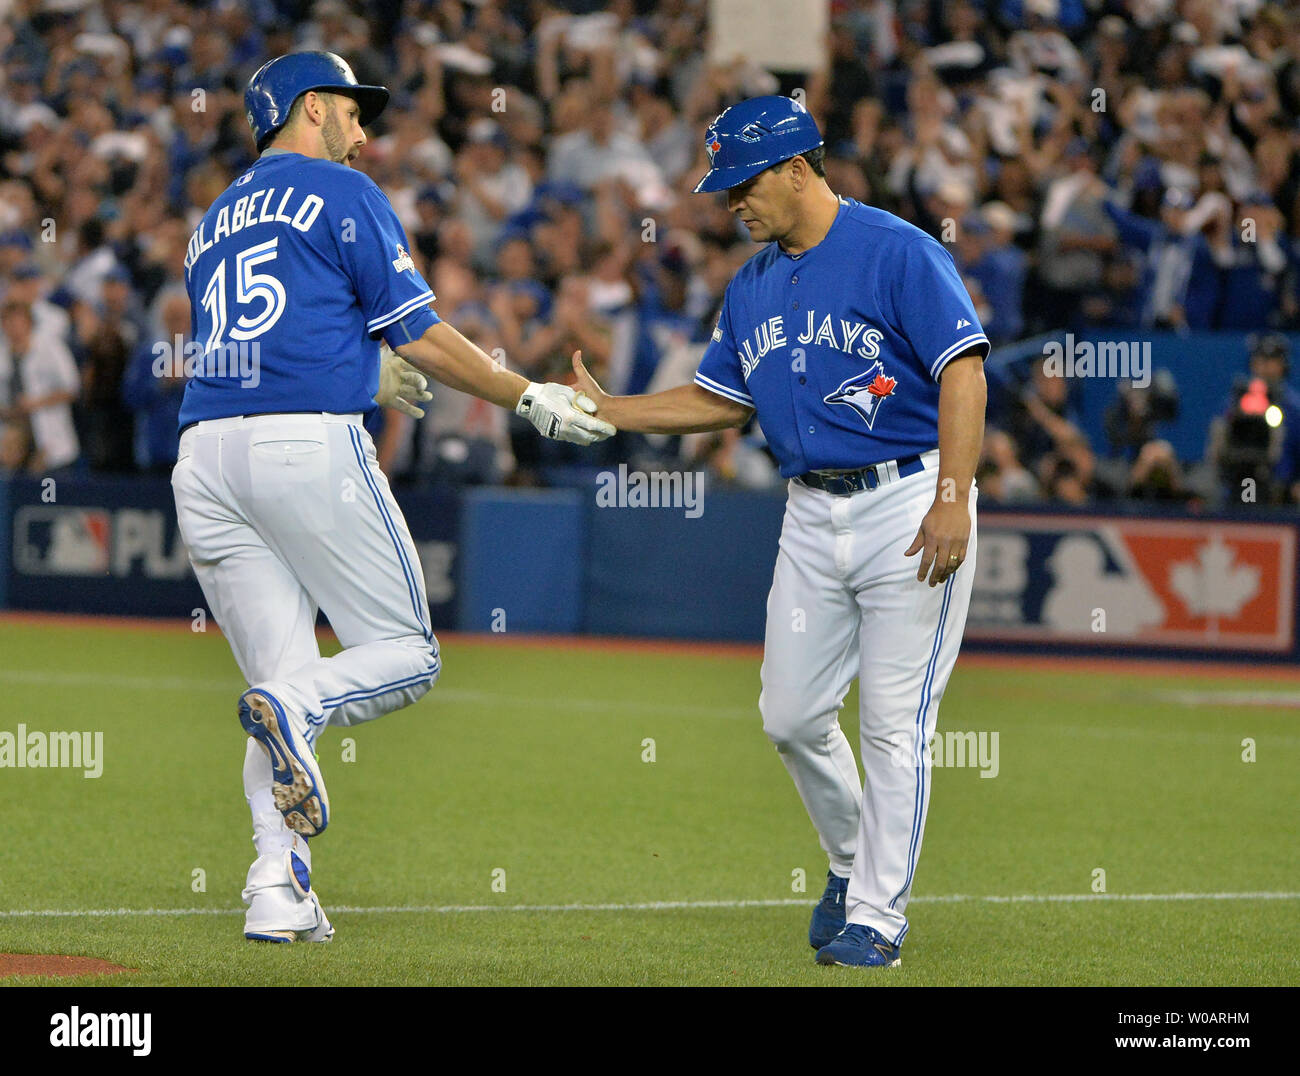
[392,244,415,273]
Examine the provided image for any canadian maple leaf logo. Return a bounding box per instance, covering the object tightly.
[867,374,896,397]
[1169,536,1259,617]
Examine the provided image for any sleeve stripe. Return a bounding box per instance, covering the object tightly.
[367,291,436,333]
[930,333,990,378]
[694,373,754,406]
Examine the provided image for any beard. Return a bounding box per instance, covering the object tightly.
[321,108,349,165]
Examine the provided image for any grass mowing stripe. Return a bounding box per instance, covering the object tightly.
[3,891,1297,919]
[1056,724,1300,746]
[0,668,757,719]
[7,668,1299,732]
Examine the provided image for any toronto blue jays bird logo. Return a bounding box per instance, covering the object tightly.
[705,135,721,163]
[824,362,897,430]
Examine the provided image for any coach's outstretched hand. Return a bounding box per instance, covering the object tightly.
[516,379,617,445]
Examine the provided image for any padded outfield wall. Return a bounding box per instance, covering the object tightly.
[1,473,1296,664]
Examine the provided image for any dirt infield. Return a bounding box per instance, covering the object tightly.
[0,954,133,978]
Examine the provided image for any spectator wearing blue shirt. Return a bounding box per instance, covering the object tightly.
[956,204,1027,343]
[1218,192,1294,330]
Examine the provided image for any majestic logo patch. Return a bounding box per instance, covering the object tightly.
[392,244,415,273]
[824,362,897,429]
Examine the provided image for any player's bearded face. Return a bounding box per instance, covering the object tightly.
[320,95,364,166]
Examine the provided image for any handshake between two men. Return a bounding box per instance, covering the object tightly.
[374,339,617,447]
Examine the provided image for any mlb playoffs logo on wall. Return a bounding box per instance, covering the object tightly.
[968,515,1295,652]
[13,506,190,579]
[13,507,111,575]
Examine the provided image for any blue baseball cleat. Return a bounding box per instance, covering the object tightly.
[809,871,849,949]
[239,687,330,838]
[816,924,902,967]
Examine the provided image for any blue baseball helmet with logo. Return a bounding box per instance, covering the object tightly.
[693,95,824,194]
[245,51,389,151]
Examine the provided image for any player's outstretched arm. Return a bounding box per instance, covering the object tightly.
[397,322,615,445]
[571,352,753,434]
[398,321,537,409]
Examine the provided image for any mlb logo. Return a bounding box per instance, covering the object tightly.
[14,507,111,576]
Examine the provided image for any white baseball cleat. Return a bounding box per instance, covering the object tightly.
[244,845,334,943]
[238,687,330,837]
[245,892,334,944]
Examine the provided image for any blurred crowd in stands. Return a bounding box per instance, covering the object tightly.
[1,0,1300,507]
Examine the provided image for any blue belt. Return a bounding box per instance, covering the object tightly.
[797,453,925,495]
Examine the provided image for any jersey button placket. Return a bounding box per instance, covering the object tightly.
[790,271,810,463]
[792,275,807,383]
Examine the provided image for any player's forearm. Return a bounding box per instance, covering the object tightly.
[598,384,752,434]
[396,321,529,411]
[935,355,986,500]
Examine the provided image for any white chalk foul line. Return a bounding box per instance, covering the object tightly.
[1,891,1297,920]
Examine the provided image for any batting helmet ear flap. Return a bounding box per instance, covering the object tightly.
[245,51,389,151]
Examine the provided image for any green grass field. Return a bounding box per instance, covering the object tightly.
[0,617,1297,987]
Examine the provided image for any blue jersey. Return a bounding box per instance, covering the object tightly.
[178,151,440,427]
[694,197,989,476]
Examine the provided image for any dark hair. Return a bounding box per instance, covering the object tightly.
[772,146,826,178]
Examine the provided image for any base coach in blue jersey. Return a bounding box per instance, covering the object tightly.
[173,52,614,942]
[574,96,988,968]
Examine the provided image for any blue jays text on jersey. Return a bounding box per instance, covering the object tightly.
[694,197,990,476]
[178,151,441,427]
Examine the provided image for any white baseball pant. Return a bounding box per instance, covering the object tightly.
[172,412,439,914]
[759,449,976,948]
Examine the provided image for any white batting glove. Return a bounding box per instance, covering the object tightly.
[516,381,616,446]
[374,347,433,419]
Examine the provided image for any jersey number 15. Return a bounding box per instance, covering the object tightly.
[199,236,288,350]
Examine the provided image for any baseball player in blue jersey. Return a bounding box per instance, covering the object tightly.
[573,96,988,967]
[172,52,613,942]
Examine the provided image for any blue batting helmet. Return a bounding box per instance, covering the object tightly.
[693,96,824,194]
[244,51,389,151]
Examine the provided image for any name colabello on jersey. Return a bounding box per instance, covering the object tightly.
[183,185,325,274]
